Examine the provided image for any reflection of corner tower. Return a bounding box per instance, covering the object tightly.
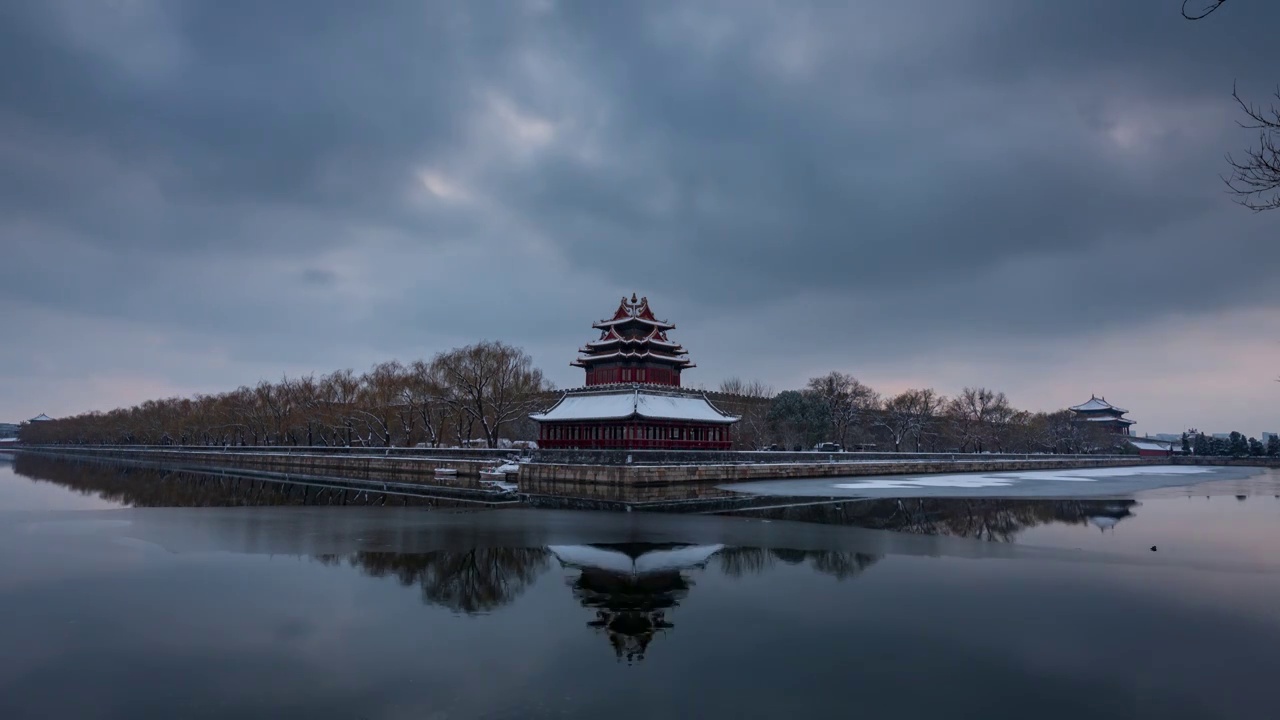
[531,295,739,449]
[549,543,724,664]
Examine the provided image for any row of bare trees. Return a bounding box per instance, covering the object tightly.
[721,372,1122,454]
[25,346,1115,454]
[22,342,552,449]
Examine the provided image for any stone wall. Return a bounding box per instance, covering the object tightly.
[19,444,1167,466]
[18,446,498,482]
[17,446,1277,507]
[518,455,1154,488]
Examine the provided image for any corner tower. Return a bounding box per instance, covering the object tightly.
[530,295,738,450]
[573,294,694,387]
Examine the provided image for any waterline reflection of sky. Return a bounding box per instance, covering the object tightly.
[2,460,1279,719]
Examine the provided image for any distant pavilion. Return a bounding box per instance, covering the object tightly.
[530,295,739,450]
[1069,396,1135,435]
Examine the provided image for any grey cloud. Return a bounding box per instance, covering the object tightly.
[300,268,338,287]
[0,0,1277,430]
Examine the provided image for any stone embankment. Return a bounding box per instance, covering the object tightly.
[14,445,1277,507]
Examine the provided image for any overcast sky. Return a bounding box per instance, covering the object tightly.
[2,0,1277,436]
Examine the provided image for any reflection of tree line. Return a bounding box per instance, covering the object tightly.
[319,549,554,614]
[15,455,1134,653]
[726,497,1137,543]
[716,547,881,580]
[314,545,883,635]
[12,455,455,508]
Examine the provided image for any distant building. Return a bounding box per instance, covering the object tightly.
[29,414,53,423]
[1129,439,1174,458]
[0,423,19,440]
[1262,432,1277,444]
[1069,396,1135,435]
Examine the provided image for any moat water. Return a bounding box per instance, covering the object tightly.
[2,453,1279,719]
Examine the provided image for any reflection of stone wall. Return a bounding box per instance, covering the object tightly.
[16,445,1273,507]
[12,454,494,509]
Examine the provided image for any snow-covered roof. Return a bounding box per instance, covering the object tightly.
[28,413,53,422]
[584,327,684,350]
[1084,415,1135,424]
[1070,396,1128,413]
[549,544,725,575]
[591,316,676,331]
[571,350,694,367]
[591,295,676,331]
[530,388,739,424]
[1129,440,1172,451]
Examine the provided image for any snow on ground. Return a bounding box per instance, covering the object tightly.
[722,465,1253,500]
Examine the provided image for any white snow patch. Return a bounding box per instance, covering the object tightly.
[993,466,1212,482]
[835,476,1016,490]
[530,389,737,423]
[834,465,1213,491]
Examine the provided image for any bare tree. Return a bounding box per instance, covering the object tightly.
[806,371,880,449]
[1181,0,1225,20]
[1224,84,1280,211]
[282,374,322,446]
[947,387,1012,453]
[877,388,946,452]
[1178,2,1280,211]
[320,369,361,446]
[352,361,405,447]
[433,341,552,448]
[411,360,454,447]
[716,377,774,449]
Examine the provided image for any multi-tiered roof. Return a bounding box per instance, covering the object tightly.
[1069,396,1135,434]
[573,294,693,387]
[531,295,738,449]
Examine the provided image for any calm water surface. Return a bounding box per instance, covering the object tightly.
[2,454,1279,720]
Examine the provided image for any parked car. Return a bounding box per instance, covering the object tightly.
[813,442,842,452]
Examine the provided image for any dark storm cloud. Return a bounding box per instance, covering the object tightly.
[0,1,479,242]
[482,0,1280,318]
[1,0,1277,428]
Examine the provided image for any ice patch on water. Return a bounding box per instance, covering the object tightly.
[835,476,1016,490]
[834,465,1215,491]
[992,465,1213,482]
